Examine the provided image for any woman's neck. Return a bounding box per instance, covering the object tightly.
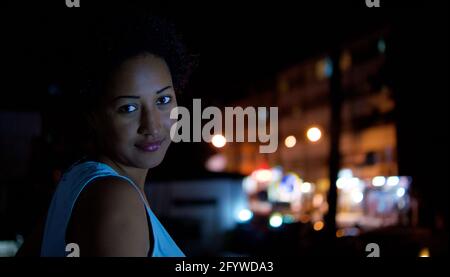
[91,154,149,191]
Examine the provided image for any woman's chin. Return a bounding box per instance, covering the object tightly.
[131,153,165,169]
[130,145,169,169]
[130,157,162,169]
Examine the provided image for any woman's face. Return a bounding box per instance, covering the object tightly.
[93,54,177,169]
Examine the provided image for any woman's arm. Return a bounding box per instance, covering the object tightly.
[66,177,150,257]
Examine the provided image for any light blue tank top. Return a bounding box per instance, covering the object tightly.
[40,160,185,257]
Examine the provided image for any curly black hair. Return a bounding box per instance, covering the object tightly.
[69,13,194,110]
[58,12,195,162]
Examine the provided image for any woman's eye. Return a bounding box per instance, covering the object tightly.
[156,95,172,105]
[118,104,138,113]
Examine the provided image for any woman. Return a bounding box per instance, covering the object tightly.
[17,14,193,257]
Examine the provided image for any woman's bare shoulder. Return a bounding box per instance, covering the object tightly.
[66,176,150,256]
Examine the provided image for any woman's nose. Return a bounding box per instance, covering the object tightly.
[138,107,161,137]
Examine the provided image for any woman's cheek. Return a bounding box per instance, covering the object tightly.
[111,117,135,140]
[162,111,176,131]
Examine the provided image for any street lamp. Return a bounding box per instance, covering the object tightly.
[306,127,322,142]
[211,134,226,148]
[284,135,297,148]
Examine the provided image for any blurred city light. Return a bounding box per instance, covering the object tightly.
[324,57,333,77]
[313,221,324,231]
[316,57,333,79]
[396,187,406,198]
[372,176,386,187]
[378,38,386,53]
[419,248,430,257]
[336,177,360,191]
[284,135,296,148]
[336,178,345,189]
[211,134,226,148]
[313,194,324,208]
[252,169,273,183]
[338,168,353,179]
[277,173,302,202]
[336,228,360,237]
[205,154,227,172]
[306,127,322,142]
[0,240,20,257]
[300,182,312,193]
[237,208,253,222]
[242,176,258,194]
[339,51,352,71]
[387,176,400,187]
[351,190,364,203]
[282,214,295,224]
[269,213,283,228]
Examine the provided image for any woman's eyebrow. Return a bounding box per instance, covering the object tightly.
[113,95,140,102]
[112,86,173,102]
[155,85,172,94]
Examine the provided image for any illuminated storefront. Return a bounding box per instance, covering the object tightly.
[239,166,411,234]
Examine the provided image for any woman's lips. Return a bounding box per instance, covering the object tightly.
[135,139,165,152]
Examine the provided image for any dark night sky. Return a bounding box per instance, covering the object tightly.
[2,1,398,109]
[0,0,448,231]
[2,0,448,168]
[1,1,447,152]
